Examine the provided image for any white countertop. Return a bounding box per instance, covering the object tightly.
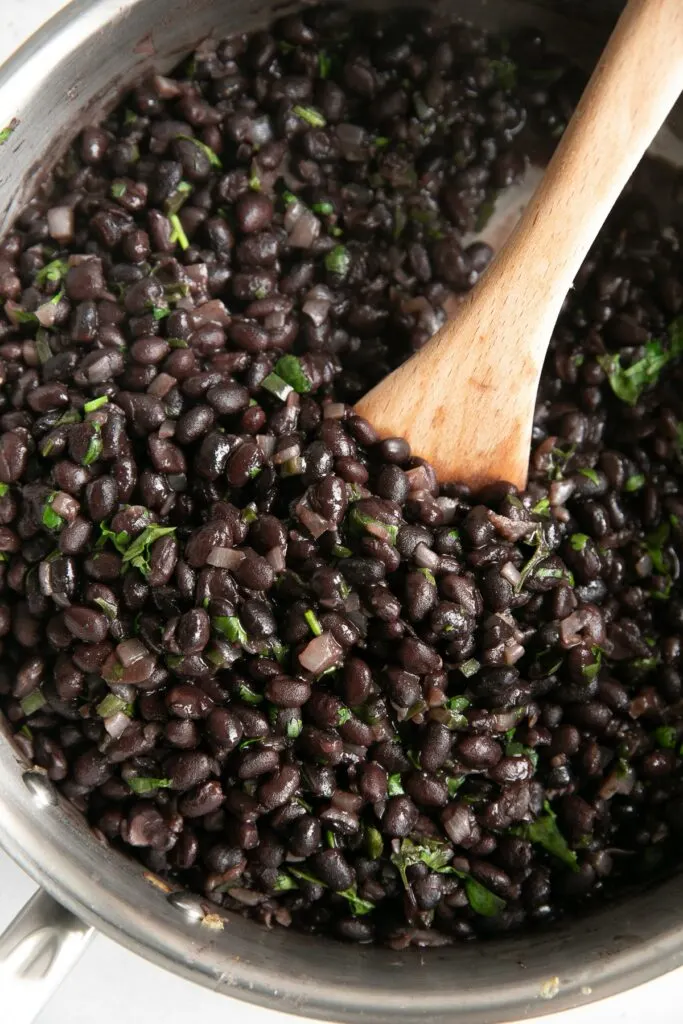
[1,3,682,1023]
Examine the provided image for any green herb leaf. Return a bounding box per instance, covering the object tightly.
[349,505,399,545]
[506,740,539,769]
[111,181,127,199]
[273,872,298,892]
[387,773,404,796]
[366,826,383,860]
[165,180,193,215]
[582,645,602,683]
[169,213,190,251]
[391,837,454,889]
[447,776,466,797]
[127,776,172,795]
[9,306,39,325]
[645,522,671,576]
[319,51,332,79]
[625,473,645,493]
[337,706,352,726]
[0,119,18,145]
[293,105,326,128]
[238,682,263,705]
[489,57,518,90]
[261,371,293,401]
[290,867,323,886]
[239,737,263,750]
[20,690,46,716]
[121,524,176,576]
[151,305,170,321]
[304,608,323,636]
[532,498,551,517]
[176,134,222,168]
[274,355,312,394]
[0,483,8,498]
[286,717,302,739]
[84,396,109,413]
[82,423,103,466]
[97,693,133,718]
[417,567,437,586]
[332,544,352,558]
[324,244,351,278]
[655,725,677,749]
[570,533,589,551]
[35,258,69,287]
[458,658,480,678]
[598,340,671,406]
[515,525,551,593]
[42,493,64,531]
[213,616,248,646]
[98,522,131,555]
[515,802,579,871]
[248,171,261,191]
[338,886,375,916]
[579,467,600,486]
[462,876,507,917]
[93,596,118,620]
[312,201,334,215]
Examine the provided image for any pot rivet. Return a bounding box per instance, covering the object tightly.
[167,890,204,922]
[22,769,57,808]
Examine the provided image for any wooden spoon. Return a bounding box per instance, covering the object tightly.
[355,0,683,491]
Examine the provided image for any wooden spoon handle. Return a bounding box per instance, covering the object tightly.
[488,0,683,331]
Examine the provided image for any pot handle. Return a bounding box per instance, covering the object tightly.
[0,888,94,1024]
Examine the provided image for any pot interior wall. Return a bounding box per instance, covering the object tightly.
[1,2,683,1023]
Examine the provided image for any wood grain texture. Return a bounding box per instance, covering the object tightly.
[355,0,683,490]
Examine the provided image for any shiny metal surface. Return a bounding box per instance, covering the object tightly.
[1,1,683,1022]
[0,889,94,1024]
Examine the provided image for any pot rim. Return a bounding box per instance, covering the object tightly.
[2,2,683,1022]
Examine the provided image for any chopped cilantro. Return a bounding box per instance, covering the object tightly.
[515,802,579,871]
[82,423,103,466]
[176,134,222,168]
[319,51,332,78]
[0,119,18,144]
[248,171,261,191]
[111,182,127,199]
[532,498,551,517]
[261,372,293,401]
[598,340,671,406]
[655,725,677,749]
[273,355,312,394]
[625,473,645,493]
[0,484,8,498]
[42,494,63,531]
[337,707,352,727]
[293,105,326,128]
[582,645,602,683]
[387,773,404,796]
[349,505,398,545]
[94,596,118,620]
[324,244,351,277]
[570,533,589,551]
[121,524,176,577]
[213,615,248,646]
[35,258,69,287]
[98,522,130,555]
[447,776,466,797]
[367,826,384,860]
[339,886,375,916]
[238,682,263,705]
[579,467,600,486]
[312,201,334,215]
[489,57,518,90]
[273,872,298,892]
[169,213,190,250]
[418,567,437,586]
[286,717,302,739]
[128,777,172,795]
[84,396,109,413]
[462,876,507,917]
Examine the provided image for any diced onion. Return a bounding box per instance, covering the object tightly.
[549,479,575,506]
[149,376,178,399]
[256,434,276,458]
[501,562,522,587]
[117,639,149,667]
[414,542,439,570]
[51,491,79,522]
[47,206,75,242]
[323,403,346,420]
[273,443,301,465]
[487,511,535,542]
[289,209,321,249]
[194,299,231,326]
[296,503,332,539]
[207,547,244,569]
[266,546,286,572]
[435,496,458,523]
[599,765,635,799]
[152,74,182,98]
[36,301,59,328]
[298,631,343,673]
[405,464,437,495]
[302,298,330,326]
[503,641,525,665]
[104,711,131,739]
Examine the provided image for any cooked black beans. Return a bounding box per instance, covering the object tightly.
[2,8,683,952]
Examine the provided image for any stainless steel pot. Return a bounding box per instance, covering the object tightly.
[2,2,683,1022]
